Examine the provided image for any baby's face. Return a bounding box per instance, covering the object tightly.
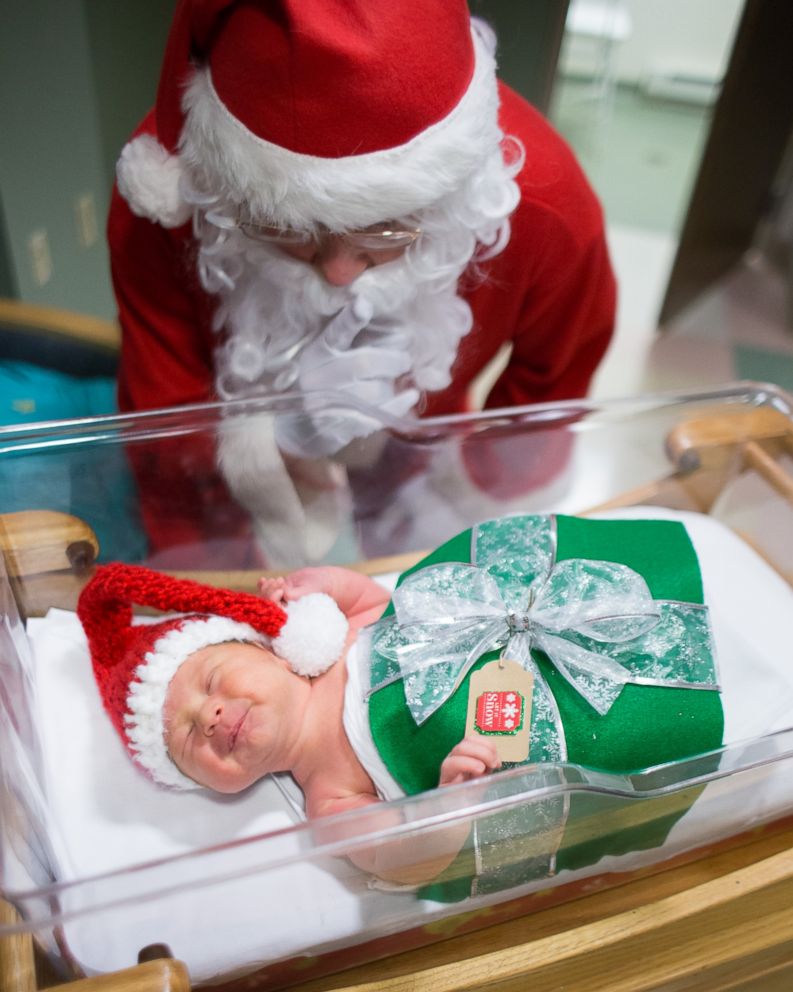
[163,641,304,793]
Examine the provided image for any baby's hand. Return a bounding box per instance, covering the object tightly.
[438,735,501,787]
[257,576,289,603]
[258,568,335,603]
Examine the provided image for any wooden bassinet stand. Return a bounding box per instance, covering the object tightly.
[3,406,793,992]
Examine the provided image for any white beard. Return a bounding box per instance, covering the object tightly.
[197,216,476,457]
[185,110,524,456]
[183,134,522,563]
[198,225,477,565]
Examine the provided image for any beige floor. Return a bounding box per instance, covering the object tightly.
[594,226,793,403]
[472,224,793,410]
[550,75,793,406]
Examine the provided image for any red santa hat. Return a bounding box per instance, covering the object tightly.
[116,0,502,230]
[77,563,348,789]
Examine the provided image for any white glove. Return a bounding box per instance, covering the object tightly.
[217,414,351,567]
[275,301,419,457]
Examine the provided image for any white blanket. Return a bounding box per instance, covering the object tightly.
[25,509,793,982]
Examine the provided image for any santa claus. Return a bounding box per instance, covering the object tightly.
[109,0,615,566]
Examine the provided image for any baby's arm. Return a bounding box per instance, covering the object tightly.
[259,566,389,624]
[308,736,500,885]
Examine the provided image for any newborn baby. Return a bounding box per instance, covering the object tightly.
[163,566,501,809]
[78,562,500,883]
[78,511,728,889]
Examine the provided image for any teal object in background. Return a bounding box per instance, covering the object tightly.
[0,360,148,563]
[734,345,793,395]
[0,360,116,424]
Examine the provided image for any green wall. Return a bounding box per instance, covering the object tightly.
[0,1,172,320]
[474,0,568,113]
[83,0,176,192]
[0,0,114,316]
[0,194,15,298]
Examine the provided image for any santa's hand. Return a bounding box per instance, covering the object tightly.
[275,384,418,457]
[298,336,412,389]
[438,735,501,787]
[324,297,374,350]
[274,303,419,457]
[294,300,412,387]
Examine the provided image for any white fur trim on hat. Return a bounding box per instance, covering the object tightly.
[116,133,193,228]
[272,593,349,678]
[177,24,501,231]
[125,616,267,790]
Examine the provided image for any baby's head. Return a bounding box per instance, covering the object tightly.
[77,564,348,791]
[163,639,305,793]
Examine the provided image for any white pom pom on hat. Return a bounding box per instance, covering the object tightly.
[274,592,350,677]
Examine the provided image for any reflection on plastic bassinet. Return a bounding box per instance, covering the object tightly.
[2,383,793,992]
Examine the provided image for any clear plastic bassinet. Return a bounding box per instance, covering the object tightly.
[1,381,793,991]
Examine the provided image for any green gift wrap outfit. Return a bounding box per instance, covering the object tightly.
[362,514,724,899]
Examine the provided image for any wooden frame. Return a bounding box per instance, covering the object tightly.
[0,298,120,354]
[2,406,793,990]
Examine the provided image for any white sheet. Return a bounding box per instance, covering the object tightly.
[25,509,793,981]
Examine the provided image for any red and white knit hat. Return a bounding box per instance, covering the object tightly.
[117,0,502,230]
[77,563,348,789]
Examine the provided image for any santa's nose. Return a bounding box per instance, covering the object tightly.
[315,238,369,286]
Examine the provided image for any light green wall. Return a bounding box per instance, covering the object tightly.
[0,193,15,298]
[0,1,172,319]
[0,1,114,317]
[83,0,175,192]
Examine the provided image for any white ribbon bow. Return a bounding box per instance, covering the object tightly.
[376,558,664,725]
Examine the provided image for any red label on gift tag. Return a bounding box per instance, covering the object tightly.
[466,659,533,762]
[475,690,524,734]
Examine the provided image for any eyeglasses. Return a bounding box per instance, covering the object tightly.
[236,219,422,254]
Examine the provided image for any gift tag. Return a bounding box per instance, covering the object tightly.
[465,658,533,762]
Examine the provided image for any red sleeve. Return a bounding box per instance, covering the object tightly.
[484,199,615,411]
[423,85,616,418]
[107,122,259,568]
[108,204,215,414]
[481,85,616,411]
[430,86,616,498]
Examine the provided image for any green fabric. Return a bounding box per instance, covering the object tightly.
[366,514,726,901]
[422,778,718,902]
[548,516,723,773]
[555,781,714,874]
[369,526,477,794]
[368,516,724,791]
[556,515,704,602]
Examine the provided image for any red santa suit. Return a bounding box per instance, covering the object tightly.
[108,1,615,565]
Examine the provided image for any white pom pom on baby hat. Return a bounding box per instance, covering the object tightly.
[272,592,349,677]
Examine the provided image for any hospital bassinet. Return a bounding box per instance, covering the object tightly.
[2,382,793,992]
